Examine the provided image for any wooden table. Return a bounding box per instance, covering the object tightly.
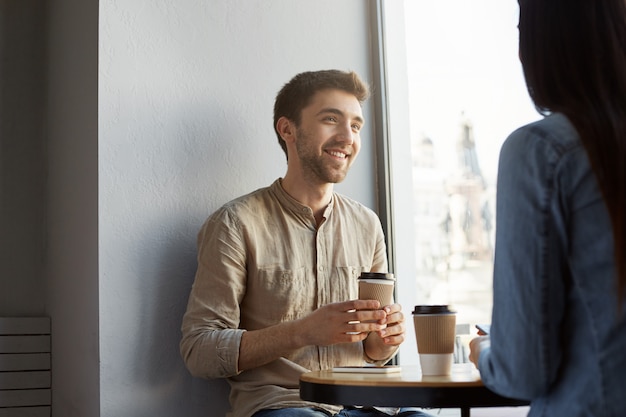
[300,363,529,417]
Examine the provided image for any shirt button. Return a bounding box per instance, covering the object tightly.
[318,266,324,271]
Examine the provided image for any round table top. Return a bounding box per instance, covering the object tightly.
[299,363,530,411]
[300,363,484,388]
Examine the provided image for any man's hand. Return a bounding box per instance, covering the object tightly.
[294,299,389,347]
[238,299,387,372]
[363,303,406,361]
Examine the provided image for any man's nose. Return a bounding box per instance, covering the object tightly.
[337,123,356,145]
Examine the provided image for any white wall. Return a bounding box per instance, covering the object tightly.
[95,1,379,416]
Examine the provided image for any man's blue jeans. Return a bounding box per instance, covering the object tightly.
[253,407,433,417]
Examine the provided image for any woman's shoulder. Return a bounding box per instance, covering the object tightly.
[506,113,580,153]
[499,113,593,195]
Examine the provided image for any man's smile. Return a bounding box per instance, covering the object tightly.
[326,150,349,159]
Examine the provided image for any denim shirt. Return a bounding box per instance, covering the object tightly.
[477,113,626,417]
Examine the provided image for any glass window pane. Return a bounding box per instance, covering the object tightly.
[402,0,539,332]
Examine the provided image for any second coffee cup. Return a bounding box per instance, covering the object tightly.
[357,272,395,306]
[412,305,456,376]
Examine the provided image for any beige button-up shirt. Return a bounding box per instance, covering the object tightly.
[180,179,392,417]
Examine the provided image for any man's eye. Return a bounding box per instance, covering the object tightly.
[352,124,362,132]
[325,116,337,122]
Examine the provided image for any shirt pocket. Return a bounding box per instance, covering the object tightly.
[332,266,362,302]
[246,266,315,324]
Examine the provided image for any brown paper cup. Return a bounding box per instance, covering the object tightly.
[412,305,456,375]
[358,279,394,306]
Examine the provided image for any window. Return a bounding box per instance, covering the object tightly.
[377,0,540,364]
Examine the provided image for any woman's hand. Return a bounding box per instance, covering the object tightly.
[469,335,491,368]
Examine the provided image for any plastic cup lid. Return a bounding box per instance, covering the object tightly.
[412,305,455,314]
[358,272,395,281]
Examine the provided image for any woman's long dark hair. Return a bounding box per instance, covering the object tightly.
[518,0,626,304]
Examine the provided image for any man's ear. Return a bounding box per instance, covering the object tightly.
[276,116,296,144]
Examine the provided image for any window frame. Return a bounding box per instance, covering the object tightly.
[370,0,420,365]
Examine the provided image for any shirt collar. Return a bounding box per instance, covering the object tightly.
[271,178,334,219]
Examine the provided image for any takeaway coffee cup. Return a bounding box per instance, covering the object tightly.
[358,272,395,306]
[412,305,456,376]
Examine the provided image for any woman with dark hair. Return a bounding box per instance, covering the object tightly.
[469,1,626,416]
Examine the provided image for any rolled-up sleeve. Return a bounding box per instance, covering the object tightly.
[180,207,248,378]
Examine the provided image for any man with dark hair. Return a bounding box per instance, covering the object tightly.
[180,70,430,417]
[273,70,370,160]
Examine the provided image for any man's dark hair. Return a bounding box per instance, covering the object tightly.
[273,70,370,160]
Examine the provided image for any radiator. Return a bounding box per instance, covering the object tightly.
[0,318,51,417]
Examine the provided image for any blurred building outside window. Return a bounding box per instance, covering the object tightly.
[399,0,540,358]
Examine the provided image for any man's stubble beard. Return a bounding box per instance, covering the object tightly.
[295,129,352,184]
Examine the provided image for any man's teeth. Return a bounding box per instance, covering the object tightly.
[328,151,347,158]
